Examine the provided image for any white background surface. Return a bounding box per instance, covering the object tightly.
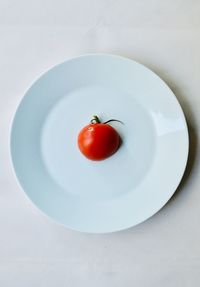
[0,0,199,286]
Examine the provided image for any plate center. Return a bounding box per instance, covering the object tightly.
[41,85,156,201]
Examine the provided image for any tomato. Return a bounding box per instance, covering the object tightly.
[77,116,121,161]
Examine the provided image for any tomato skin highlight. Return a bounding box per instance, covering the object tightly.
[78,123,120,161]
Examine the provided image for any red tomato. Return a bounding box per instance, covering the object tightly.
[78,116,120,161]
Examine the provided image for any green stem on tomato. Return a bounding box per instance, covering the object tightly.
[90,115,124,125]
[90,115,101,124]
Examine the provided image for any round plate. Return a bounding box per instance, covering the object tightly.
[10,54,189,233]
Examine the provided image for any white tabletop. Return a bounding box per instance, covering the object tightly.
[0,0,200,286]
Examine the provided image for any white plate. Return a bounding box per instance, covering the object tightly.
[11,54,189,233]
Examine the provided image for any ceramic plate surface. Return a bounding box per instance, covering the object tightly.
[11,54,189,233]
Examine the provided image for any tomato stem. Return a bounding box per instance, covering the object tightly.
[91,115,101,124]
[90,115,123,125]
